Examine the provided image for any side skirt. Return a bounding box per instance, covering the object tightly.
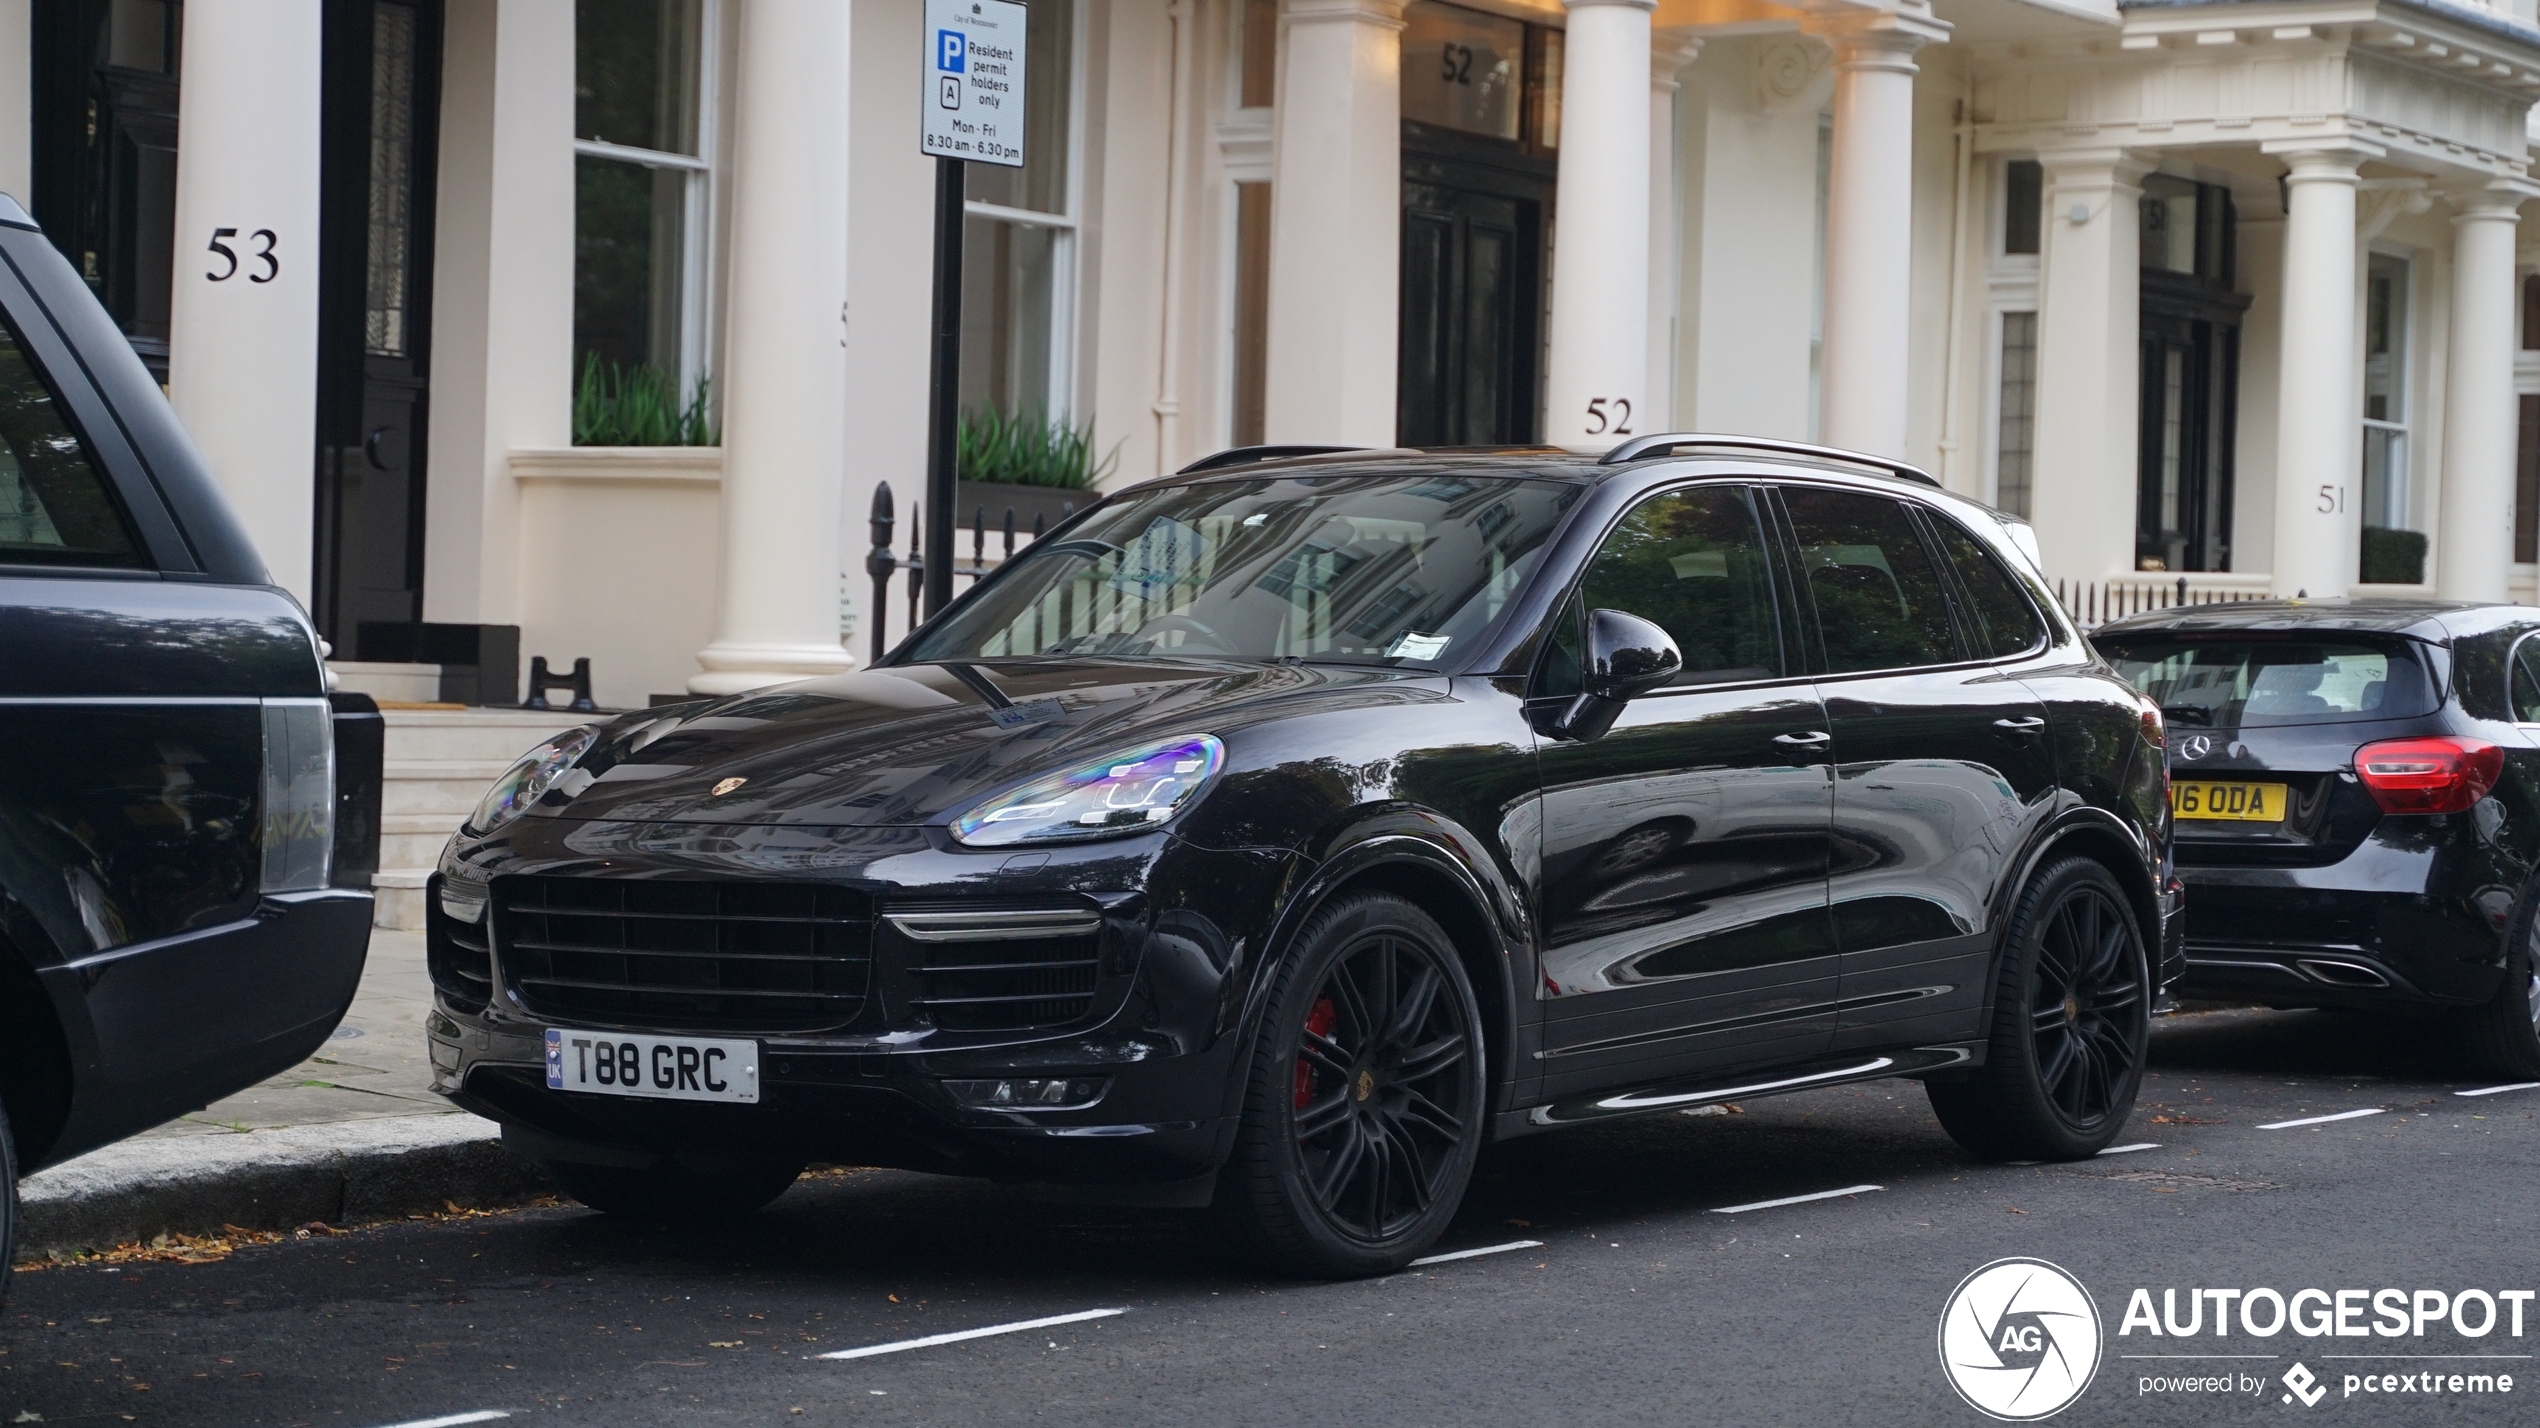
[1491,1043,1981,1139]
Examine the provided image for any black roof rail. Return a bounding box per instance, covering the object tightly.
[1598,432,1941,489]
[1176,444,1373,474]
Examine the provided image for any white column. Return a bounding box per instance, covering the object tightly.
[689,0,855,695]
[1264,0,1403,446]
[2266,142,2377,599]
[1643,30,1701,435]
[167,2,323,600]
[2434,183,2532,602]
[1806,4,1947,459]
[1541,0,1653,448]
[2027,150,2148,581]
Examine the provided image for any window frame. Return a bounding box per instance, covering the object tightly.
[1915,503,2050,664]
[2360,245,2415,537]
[1524,480,1807,702]
[571,0,722,395]
[961,0,1090,420]
[1766,481,2036,683]
[2507,630,2540,726]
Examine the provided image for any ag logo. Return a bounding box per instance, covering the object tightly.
[2180,734,2214,761]
[1938,1258,2103,1420]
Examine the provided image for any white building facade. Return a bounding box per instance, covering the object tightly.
[10,0,2540,708]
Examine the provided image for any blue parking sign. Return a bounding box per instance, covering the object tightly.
[937,29,966,72]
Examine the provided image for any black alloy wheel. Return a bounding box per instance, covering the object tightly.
[1217,893,1486,1276]
[1929,856,2150,1160]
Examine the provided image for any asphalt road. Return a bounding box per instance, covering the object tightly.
[6,1005,2538,1427]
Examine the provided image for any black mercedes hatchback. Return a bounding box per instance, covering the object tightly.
[2093,599,2540,1076]
[430,436,2179,1275]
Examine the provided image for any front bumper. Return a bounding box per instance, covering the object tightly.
[425,818,1297,1184]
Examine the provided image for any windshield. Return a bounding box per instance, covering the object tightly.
[904,472,1580,667]
[2092,635,2438,728]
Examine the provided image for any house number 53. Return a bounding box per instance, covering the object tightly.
[1584,397,1633,436]
[205,228,280,284]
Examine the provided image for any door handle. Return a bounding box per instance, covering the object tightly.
[1772,731,1831,747]
[1995,717,2047,734]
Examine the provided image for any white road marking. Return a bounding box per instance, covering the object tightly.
[1411,1239,1544,1266]
[2455,1082,2540,1098]
[368,1414,511,1428]
[1708,1184,1883,1215]
[2258,1108,2385,1130]
[819,1308,1126,1360]
[2097,1143,2161,1156]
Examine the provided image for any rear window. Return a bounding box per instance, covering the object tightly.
[2092,636,2437,728]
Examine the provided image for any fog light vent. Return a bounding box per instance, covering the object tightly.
[944,1077,1108,1110]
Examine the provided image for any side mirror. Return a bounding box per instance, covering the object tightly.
[1552,609,1682,741]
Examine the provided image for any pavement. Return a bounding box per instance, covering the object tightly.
[14,930,547,1259]
[2,1004,2534,1426]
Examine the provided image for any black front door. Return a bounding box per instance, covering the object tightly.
[30,0,183,380]
[2136,306,2238,575]
[1531,484,1838,1099]
[1399,131,1546,447]
[314,0,442,652]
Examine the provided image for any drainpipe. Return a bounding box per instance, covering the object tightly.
[1153,0,1196,476]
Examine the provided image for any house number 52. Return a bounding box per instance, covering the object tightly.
[205,228,280,284]
[1584,397,1634,436]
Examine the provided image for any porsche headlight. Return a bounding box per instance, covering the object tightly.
[952,735,1226,848]
[467,726,599,835]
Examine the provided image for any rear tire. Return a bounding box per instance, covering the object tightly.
[2462,886,2540,1079]
[1213,893,1486,1278]
[0,1100,17,1309]
[1929,856,2151,1161]
[541,1156,806,1220]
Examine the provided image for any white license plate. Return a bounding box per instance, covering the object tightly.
[544,1028,760,1104]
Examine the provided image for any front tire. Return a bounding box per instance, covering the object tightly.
[541,1156,806,1220]
[1929,856,2150,1160]
[1214,893,1487,1277]
[2462,884,2540,1078]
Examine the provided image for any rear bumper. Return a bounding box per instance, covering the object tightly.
[36,889,373,1169]
[2174,828,2513,1007]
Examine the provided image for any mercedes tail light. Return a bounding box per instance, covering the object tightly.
[2353,736,2503,815]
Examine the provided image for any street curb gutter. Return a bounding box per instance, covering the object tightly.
[16,1114,553,1256]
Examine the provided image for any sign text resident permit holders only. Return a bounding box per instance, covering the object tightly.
[922,0,1028,167]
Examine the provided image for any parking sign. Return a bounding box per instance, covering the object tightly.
[921,0,1027,168]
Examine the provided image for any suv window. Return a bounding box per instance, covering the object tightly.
[0,314,140,568]
[2508,634,2540,723]
[1780,487,1960,673]
[1573,484,1783,686]
[1924,510,2045,659]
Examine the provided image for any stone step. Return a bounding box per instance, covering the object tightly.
[382,761,516,818]
[329,661,442,703]
[372,869,429,933]
[381,708,594,763]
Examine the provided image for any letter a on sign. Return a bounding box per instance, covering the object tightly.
[920,0,1028,168]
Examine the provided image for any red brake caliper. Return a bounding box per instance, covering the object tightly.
[1295,996,1337,1110]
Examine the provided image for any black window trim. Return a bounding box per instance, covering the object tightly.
[2506,629,2540,726]
[1908,500,2052,666]
[1523,479,1812,702]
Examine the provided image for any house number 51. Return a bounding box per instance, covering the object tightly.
[205,228,280,284]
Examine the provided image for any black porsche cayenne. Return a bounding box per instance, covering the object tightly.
[428,437,2179,1275]
[2092,599,2540,1077]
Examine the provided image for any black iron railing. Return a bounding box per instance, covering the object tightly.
[862,481,1063,663]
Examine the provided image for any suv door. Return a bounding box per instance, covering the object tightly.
[1530,483,1837,1100]
[1770,485,2057,1054]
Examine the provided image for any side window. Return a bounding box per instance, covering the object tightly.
[1574,485,1782,685]
[1925,510,2047,659]
[0,313,141,568]
[2512,635,2540,723]
[1780,486,1962,674]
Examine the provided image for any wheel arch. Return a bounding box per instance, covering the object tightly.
[1980,811,2163,1020]
[0,918,78,1175]
[1225,831,1527,1126]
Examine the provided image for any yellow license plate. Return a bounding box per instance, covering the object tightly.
[2171,780,2285,822]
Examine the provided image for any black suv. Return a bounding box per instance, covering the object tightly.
[0,198,375,1286]
[429,437,2179,1276]
[2094,599,2540,1075]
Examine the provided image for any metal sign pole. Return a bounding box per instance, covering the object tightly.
[923,156,964,618]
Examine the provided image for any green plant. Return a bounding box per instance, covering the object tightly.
[572,351,717,446]
[956,403,1119,489]
[2360,525,2427,585]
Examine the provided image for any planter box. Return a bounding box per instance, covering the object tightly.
[954,479,1091,537]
